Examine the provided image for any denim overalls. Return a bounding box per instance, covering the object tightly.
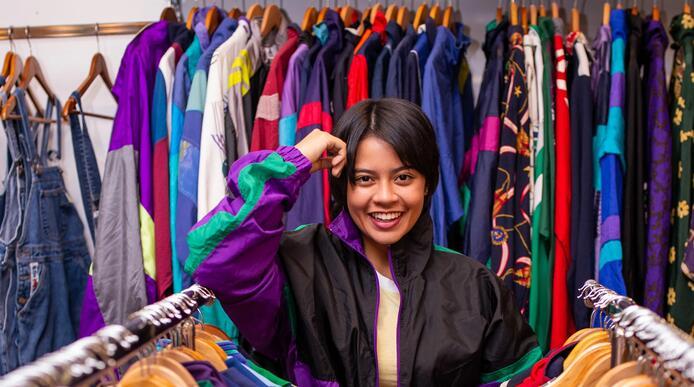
[0,88,90,374]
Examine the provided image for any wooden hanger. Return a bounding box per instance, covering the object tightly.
[616,0,623,9]
[120,360,189,387]
[631,0,639,15]
[413,3,429,27]
[539,1,547,16]
[160,6,178,22]
[160,347,195,363]
[317,5,330,23]
[571,2,580,32]
[120,370,176,387]
[205,6,222,35]
[443,4,455,31]
[511,0,519,25]
[685,0,692,14]
[194,338,228,371]
[370,3,384,24]
[177,346,206,361]
[228,7,242,19]
[563,327,601,346]
[521,2,529,32]
[197,324,231,341]
[551,342,612,386]
[551,1,559,18]
[246,3,264,19]
[595,361,641,387]
[340,4,356,26]
[563,330,610,368]
[496,0,503,24]
[613,374,657,387]
[396,3,410,28]
[260,4,283,38]
[574,347,612,386]
[429,2,443,25]
[385,3,399,22]
[652,1,660,21]
[2,56,57,120]
[603,2,611,25]
[530,3,538,25]
[186,6,199,29]
[62,53,116,120]
[302,5,318,31]
[0,52,44,117]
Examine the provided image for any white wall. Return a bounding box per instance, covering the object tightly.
[0,0,683,255]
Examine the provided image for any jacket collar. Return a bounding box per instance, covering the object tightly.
[327,210,433,282]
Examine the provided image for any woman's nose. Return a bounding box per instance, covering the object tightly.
[373,181,398,204]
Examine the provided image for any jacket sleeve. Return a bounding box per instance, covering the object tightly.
[479,271,542,384]
[186,146,312,358]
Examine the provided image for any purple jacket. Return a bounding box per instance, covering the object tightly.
[186,146,540,386]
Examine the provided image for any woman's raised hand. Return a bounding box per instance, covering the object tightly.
[295,129,347,177]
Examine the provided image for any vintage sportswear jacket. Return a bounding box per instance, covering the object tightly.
[186,146,541,386]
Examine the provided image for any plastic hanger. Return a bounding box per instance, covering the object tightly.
[571,0,580,33]
[62,52,116,119]
[563,330,610,368]
[595,361,641,387]
[205,6,222,35]
[260,4,282,38]
[160,6,178,22]
[246,3,264,19]
[385,2,399,22]
[1,56,57,120]
[413,3,429,27]
[302,2,318,31]
[186,6,199,29]
[429,2,443,25]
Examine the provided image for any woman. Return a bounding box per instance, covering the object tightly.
[186,99,540,386]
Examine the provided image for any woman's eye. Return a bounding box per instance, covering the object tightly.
[355,176,373,183]
[395,174,413,182]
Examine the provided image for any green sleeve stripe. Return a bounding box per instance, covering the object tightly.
[433,244,463,255]
[185,153,296,274]
[480,346,543,383]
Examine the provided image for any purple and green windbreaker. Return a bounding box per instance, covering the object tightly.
[80,21,173,336]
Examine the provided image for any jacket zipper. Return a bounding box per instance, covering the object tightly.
[387,249,402,387]
[354,250,382,387]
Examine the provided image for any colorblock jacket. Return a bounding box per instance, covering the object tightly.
[186,146,540,386]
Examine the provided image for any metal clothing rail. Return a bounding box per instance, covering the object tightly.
[0,22,152,41]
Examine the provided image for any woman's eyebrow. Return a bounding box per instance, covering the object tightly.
[353,166,412,174]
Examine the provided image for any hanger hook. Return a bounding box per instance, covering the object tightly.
[24,26,33,56]
[94,23,102,53]
[7,26,16,52]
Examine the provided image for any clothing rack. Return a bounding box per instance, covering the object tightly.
[0,22,156,41]
[577,280,694,385]
[0,284,217,387]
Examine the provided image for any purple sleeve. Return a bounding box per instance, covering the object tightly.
[186,145,311,358]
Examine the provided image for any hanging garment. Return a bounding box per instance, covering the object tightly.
[550,17,575,349]
[1,89,90,372]
[683,216,694,281]
[566,32,595,330]
[250,24,300,152]
[371,20,404,99]
[622,12,647,304]
[289,10,344,229]
[196,18,253,225]
[0,76,8,225]
[666,13,694,334]
[278,37,311,146]
[67,92,102,247]
[332,28,359,123]
[488,24,531,314]
[85,21,172,333]
[596,9,627,296]
[185,146,540,386]
[591,22,611,286]
[346,12,386,108]
[528,17,554,351]
[643,18,671,315]
[171,25,210,293]
[152,27,194,299]
[385,25,416,100]
[404,18,437,105]
[463,18,507,262]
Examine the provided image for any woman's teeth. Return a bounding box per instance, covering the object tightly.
[370,212,403,221]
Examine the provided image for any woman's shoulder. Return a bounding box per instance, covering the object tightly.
[428,245,499,284]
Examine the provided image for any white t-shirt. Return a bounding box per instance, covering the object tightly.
[376,271,400,387]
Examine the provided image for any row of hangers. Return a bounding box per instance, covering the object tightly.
[498,0,684,35]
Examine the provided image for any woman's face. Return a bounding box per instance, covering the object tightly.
[347,136,427,250]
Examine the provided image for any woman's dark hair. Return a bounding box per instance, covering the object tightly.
[330,98,440,215]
